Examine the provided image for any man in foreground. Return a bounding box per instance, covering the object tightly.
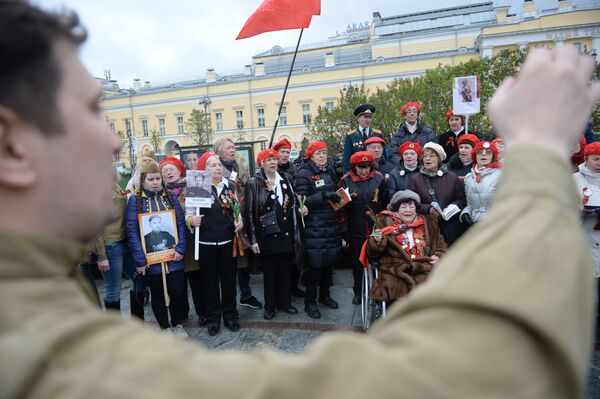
[0,2,598,398]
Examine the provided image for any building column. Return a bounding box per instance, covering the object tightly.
[481,46,492,58]
[554,39,564,49]
[592,36,600,62]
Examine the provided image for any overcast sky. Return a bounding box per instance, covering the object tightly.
[32,0,546,88]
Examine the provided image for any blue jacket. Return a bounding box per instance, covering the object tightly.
[125,188,187,275]
[342,128,387,173]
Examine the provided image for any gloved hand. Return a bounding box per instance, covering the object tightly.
[323,191,342,203]
[461,213,473,225]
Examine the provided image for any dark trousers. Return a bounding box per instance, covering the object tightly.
[201,242,238,323]
[146,270,185,329]
[349,236,366,295]
[290,264,301,288]
[238,266,252,300]
[261,252,292,311]
[304,266,332,306]
[186,270,206,318]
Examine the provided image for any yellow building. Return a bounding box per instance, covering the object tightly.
[101,0,600,167]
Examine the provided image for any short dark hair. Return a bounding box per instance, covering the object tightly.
[0,1,87,134]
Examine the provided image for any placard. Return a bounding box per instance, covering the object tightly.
[453,75,480,115]
[138,210,178,264]
[185,170,212,208]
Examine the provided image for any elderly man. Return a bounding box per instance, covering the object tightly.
[342,104,386,173]
[1,3,598,398]
[213,137,263,310]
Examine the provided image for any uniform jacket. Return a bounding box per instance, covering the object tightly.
[125,188,187,275]
[0,148,594,398]
[342,127,386,173]
[340,170,388,238]
[387,164,420,198]
[389,121,436,166]
[437,129,465,162]
[461,166,502,223]
[245,171,303,263]
[366,213,447,301]
[574,164,600,277]
[295,161,342,268]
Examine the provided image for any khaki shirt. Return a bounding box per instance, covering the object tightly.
[0,147,595,398]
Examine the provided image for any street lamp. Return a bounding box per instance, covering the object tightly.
[199,95,212,144]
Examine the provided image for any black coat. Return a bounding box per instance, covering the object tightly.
[447,153,473,179]
[340,171,388,238]
[389,121,436,166]
[375,158,395,177]
[295,161,342,269]
[437,129,465,162]
[387,163,420,198]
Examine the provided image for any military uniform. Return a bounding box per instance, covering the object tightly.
[143,230,176,253]
[342,104,387,173]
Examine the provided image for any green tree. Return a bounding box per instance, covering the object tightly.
[185,108,211,145]
[148,128,162,154]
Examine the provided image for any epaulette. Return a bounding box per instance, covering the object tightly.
[347,129,358,135]
[372,128,382,134]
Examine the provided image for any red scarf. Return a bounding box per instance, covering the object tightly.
[342,170,378,183]
[358,212,424,267]
[472,162,501,183]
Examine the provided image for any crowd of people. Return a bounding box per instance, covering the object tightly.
[91,100,560,337]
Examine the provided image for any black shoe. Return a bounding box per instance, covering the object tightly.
[224,319,240,332]
[291,286,306,298]
[304,304,321,319]
[319,297,339,309]
[352,294,361,305]
[263,309,275,320]
[277,305,298,314]
[207,322,220,336]
[239,296,263,309]
[198,316,208,327]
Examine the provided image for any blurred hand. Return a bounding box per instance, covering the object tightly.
[488,46,600,160]
[324,191,342,202]
[373,229,383,243]
[234,219,244,233]
[301,206,308,216]
[172,251,184,262]
[251,243,260,254]
[98,259,110,272]
[136,266,147,276]
[430,255,440,264]
[190,215,203,228]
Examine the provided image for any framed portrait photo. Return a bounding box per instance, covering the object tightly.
[139,210,178,264]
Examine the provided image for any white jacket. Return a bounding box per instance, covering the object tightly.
[461,166,502,223]
[573,163,600,277]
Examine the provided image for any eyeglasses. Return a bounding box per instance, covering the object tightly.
[314,150,328,156]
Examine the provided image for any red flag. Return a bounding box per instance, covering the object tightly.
[236,0,321,40]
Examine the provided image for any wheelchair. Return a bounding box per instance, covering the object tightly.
[361,260,387,331]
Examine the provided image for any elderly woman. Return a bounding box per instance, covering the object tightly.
[187,152,243,336]
[364,136,394,176]
[409,142,466,246]
[389,102,436,166]
[388,142,422,198]
[245,149,307,320]
[213,137,262,311]
[573,142,600,326]
[340,151,388,305]
[159,157,207,325]
[437,109,465,161]
[366,190,447,302]
[447,134,480,178]
[460,141,502,226]
[295,141,342,318]
[125,162,187,335]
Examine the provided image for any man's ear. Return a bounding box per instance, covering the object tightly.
[0,106,38,189]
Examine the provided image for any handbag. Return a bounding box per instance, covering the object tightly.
[259,209,281,235]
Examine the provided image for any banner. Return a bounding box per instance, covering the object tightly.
[453,75,480,115]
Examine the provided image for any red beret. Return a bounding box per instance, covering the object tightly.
[159,157,186,177]
[457,134,480,148]
[491,137,504,146]
[584,142,600,157]
[256,148,279,167]
[273,139,292,151]
[401,102,421,115]
[364,136,386,146]
[399,142,422,158]
[445,108,464,122]
[471,141,498,162]
[350,151,374,165]
[306,141,327,159]
[196,151,216,171]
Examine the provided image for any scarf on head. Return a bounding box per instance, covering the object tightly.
[221,159,238,173]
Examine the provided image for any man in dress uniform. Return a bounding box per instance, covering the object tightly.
[1,3,598,398]
[342,104,386,173]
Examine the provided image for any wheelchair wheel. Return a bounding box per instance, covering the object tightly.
[361,266,376,331]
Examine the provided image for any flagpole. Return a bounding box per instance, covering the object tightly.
[269,28,304,147]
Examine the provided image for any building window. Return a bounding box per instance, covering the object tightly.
[159,118,166,135]
[257,108,265,127]
[109,122,116,134]
[141,119,148,137]
[260,141,266,150]
[279,106,287,126]
[215,113,223,131]
[325,101,334,111]
[125,119,132,135]
[302,104,311,124]
[236,110,244,129]
[177,116,184,134]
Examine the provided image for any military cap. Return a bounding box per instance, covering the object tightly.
[353,104,376,117]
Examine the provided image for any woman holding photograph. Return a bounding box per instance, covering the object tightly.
[159,157,207,325]
[125,162,188,336]
[187,152,243,336]
[245,148,306,320]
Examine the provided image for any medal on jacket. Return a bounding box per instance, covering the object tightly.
[437,170,443,177]
[583,187,592,205]
[282,183,287,189]
[400,170,405,176]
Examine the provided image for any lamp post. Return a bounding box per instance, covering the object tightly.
[199,95,212,144]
